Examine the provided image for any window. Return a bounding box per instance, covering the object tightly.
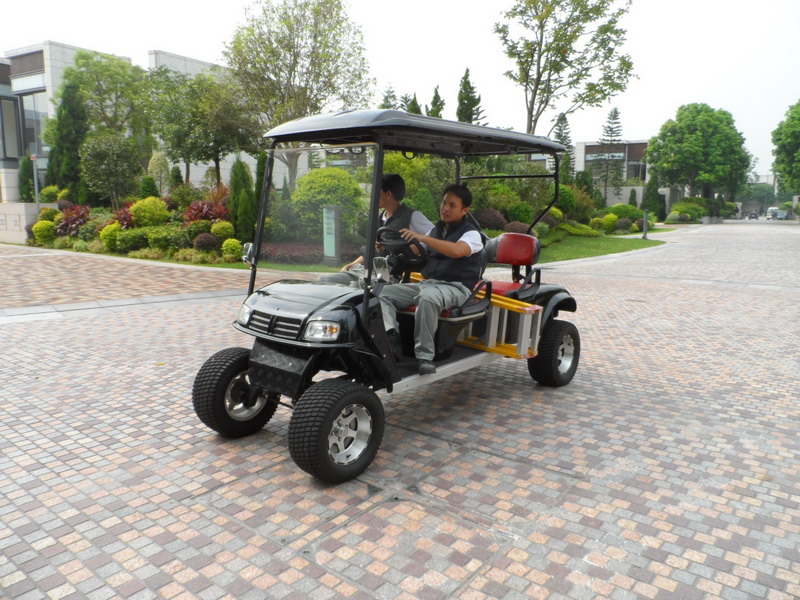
[21,91,48,157]
[0,97,21,159]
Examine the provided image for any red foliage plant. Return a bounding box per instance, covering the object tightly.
[114,204,134,229]
[183,201,229,222]
[56,205,91,237]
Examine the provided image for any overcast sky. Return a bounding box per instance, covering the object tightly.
[5,0,799,176]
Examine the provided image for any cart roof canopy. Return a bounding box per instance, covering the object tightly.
[265,109,565,158]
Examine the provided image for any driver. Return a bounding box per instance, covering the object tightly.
[378,184,483,375]
[318,174,433,286]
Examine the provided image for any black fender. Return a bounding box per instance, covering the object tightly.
[531,284,577,324]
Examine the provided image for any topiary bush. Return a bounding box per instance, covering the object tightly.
[473,208,507,230]
[139,175,159,199]
[666,211,680,222]
[558,222,601,237]
[116,228,149,253]
[505,201,533,224]
[210,220,235,241]
[40,185,60,202]
[100,222,122,252]
[73,239,90,252]
[186,219,213,241]
[145,225,189,252]
[607,203,644,221]
[193,232,220,252]
[221,238,243,262]
[671,200,705,221]
[32,220,57,245]
[291,167,364,243]
[130,196,169,227]
[615,218,633,232]
[503,221,530,234]
[590,217,605,231]
[533,222,550,239]
[38,207,59,222]
[603,213,619,234]
[548,206,564,221]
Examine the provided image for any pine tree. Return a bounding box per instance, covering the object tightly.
[229,157,254,233]
[169,165,183,190]
[400,93,422,115]
[456,69,485,124]
[641,173,665,220]
[594,107,625,203]
[552,114,574,183]
[425,86,445,118]
[18,157,35,203]
[379,86,399,109]
[45,81,89,193]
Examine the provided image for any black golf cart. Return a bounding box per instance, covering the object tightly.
[192,110,579,483]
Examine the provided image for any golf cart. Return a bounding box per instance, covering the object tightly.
[193,110,579,483]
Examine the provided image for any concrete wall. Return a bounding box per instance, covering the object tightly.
[0,168,20,203]
[0,202,57,244]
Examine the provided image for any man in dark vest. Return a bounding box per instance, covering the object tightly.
[319,173,433,286]
[379,184,483,375]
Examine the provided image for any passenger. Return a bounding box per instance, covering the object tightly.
[379,184,483,375]
[318,173,433,286]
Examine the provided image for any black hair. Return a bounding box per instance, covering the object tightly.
[442,183,472,208]
[381,173,406,201]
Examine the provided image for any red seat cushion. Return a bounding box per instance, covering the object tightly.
[496,232,539,265]
[491,281,522,296]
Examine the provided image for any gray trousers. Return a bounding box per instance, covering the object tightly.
[317,264,366,287]
[378,280,470,362]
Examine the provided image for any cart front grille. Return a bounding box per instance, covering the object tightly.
[248,310,303,340]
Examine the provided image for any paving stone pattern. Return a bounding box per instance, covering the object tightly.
[1,222,798,599]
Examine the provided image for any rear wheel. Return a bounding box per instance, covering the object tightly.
[192,347,279,437]
[528,320,580,387]
[288,380,384,484]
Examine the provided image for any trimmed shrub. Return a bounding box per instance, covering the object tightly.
[38,207,60,222]
[666,211,680,222]
[616,218,633,232]
[291,167,364,243]
[210,220,235,241]
[679,213,691,222]
[539,213,557,228]
[57,188,72,202]
[472,208,507,230]
[53,235,75,249]
[186,219,212,241]
[127,248,167,260]
[533,222,550,239]
[73,239,90,252]
[172,248,220,264]
[193,232,220,252]
[503,221,530,234]
[32,220,57,245]
[607,203,644,221]
[130,196,169,227]
[145,225,189,252]
[261,243,323,264]
[100,222,122,252]
[590,217,605,231]
[77,219,104,242]
[603,213,619,234]
[40,185,60,202]
[139,175,159,199]
[548,206,564,221]
[558,222,601,237]
[116,228,149,253]
[221,237,243,256]
[505,201,533,224]
[552,184,576,215]
[671,200,706,221]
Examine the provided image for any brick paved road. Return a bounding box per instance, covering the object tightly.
[1,222,798,599]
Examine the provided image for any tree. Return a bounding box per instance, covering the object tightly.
[44,81,89,192]
[291,167,364,242]
[594,107,625,202]
[225,0,373,188]
[772,99,800,193]
[400,93,422,115]
[641,174,665,221]
[425,86,445,118]
[646,103,752,202]
[18,157,35,203]
[552,113,574,183]
[456,69,486,125]
[229,157,256,240]
[147,151,170,196]
[61,50,150,137]
[494,0,634,135]
[379,86,399,109]
[79,132,141,207]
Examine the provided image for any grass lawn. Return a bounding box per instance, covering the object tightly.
[538,234,665,263]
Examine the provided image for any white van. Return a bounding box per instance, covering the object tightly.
[766,207,778,219]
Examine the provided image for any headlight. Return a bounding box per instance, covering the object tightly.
[237,303,254,325]
[304,321,341,341]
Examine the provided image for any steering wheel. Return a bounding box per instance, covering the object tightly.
[376,226,428,267]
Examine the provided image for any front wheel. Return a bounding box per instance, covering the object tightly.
[192,347,279,437]
[528,320,580,387]
[288,380,385,484]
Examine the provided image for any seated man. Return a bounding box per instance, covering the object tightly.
[319,173,433,286]
[379,184,484,375]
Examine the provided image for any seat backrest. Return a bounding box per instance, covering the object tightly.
[495,232,540,266]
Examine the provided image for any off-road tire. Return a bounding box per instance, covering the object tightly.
[528,320,580,387]
[288,380,384,484]
[193,347,278,437]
